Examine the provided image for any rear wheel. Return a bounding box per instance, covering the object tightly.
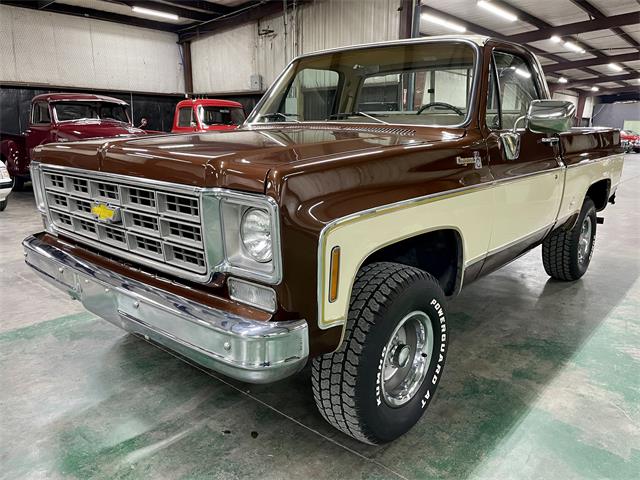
[0,199,6,211]
[542,198,597,281]
[311,262,448,444]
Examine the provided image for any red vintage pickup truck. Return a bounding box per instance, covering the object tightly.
[171,98,246,133]
[0,93,150,189]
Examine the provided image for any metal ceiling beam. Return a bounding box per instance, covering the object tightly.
[178,0,288,42]
[543,52,640,73]
[506,12,640,44]
[421,6,563,63]
[0,0,179,31]
[569,0,640,49]
[555,73,638,90]
[158,1,233,16]
[493,2,629,83]
[591,85,640,97]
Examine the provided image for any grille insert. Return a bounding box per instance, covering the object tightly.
[43,169,208,276]
[69,177,90,195]
[159,193,199,220]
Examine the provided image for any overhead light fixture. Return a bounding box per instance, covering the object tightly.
[477,1,518,22]
[591,86,599,92]
[422,13,467,33]
[550,35,562,43]
[558,77,568,83]
[608,63,623,72]
[564,41,586,54]
[132,6,179,21]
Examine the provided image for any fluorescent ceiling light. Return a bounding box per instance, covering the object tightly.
[608,63,623,72]
[564,41,586,54]
[422,13,467,33]
[550,35,562,43]
[132,6,179,21]
[558,77,568,83]
[477,1,518,22]
[590,86,599,92]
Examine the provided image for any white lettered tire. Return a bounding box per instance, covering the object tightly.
[311,262,448,444]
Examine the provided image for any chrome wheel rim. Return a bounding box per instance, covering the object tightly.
[381,310,434,407]
[578,216,593,265]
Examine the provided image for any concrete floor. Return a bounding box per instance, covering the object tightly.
[1,156,638,480]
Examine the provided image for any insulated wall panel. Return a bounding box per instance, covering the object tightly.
[0,5,184,94]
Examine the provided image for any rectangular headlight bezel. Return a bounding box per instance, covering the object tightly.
[203,190,282,285]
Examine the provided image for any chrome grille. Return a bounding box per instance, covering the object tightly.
[42,169,208,276]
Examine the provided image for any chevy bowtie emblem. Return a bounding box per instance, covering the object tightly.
[91,203,121,223]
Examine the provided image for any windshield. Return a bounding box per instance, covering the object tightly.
[199,106,245,126]
[54,102,130,123]
[249,41,477,127]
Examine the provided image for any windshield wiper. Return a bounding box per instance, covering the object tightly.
[258,112,300,123]
[327,111,389,125]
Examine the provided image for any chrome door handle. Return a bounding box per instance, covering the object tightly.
[541,137,559,145]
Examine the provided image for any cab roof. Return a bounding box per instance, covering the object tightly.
[176,98,243,108]
[31,93,128,105]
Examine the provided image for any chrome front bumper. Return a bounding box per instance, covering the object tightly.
[23,235,309,383]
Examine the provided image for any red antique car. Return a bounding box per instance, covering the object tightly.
[171,98,246,133]
[620,129,640,153]
[0,93,153,189]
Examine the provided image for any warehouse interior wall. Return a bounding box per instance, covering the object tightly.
[191,0,401,94]
[592,101,640,130]
[0,4,185,94]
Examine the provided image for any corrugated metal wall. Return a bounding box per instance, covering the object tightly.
[0,5,185,94]
[191,0,401,94]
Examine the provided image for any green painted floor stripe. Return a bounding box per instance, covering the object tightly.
[0,312,97,342]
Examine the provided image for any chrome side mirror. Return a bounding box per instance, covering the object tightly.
[527,99,576,134]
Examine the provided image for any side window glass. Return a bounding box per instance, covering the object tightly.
[31,102,51,125]
[177,107,194,127]
[486,62,500,130]
[493,52,539,130]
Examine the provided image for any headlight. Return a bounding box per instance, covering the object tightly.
[210,191,281,284]
[241,208,272,262]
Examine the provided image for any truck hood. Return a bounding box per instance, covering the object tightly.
[35,125,464,192]
[55,120,146,140]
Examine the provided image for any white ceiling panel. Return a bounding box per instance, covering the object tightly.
[587,0,640,16]
[506,0,589,26]
[421,0,536,35]
[622,60,640,70]
[620,26,640,44]
[598,82,626,88]
[554,68,598,80]
[588,64,635,75]
[577,29,639,54]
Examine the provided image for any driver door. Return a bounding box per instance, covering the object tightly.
[26,102,53,159]
[482,49,564,273]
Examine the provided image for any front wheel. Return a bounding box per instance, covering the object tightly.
[311,262,448,444]
[542,197,597,281]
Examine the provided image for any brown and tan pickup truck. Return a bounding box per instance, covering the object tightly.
[24,35,624,444]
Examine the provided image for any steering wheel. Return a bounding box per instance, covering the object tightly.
[416,102,463,115]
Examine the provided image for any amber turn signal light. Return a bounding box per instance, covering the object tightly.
[329,246,341,303]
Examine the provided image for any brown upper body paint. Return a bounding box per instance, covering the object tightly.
[32,38,623,356]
